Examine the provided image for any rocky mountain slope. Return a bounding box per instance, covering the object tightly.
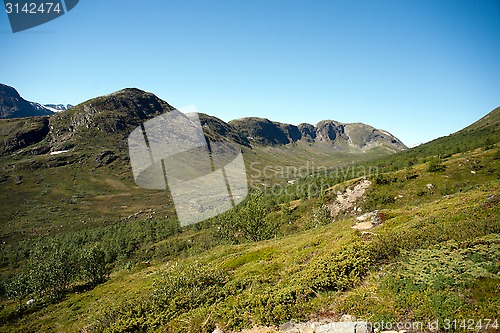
[1,86,407,159]
[0,84,55,118]
[229,117,407,151]
[0,83,74,119]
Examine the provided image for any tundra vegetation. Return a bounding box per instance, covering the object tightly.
[0,106,499,332]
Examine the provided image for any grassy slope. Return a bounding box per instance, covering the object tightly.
[1,107,499,332]
[1,143,499,332]
[0,128,392,245]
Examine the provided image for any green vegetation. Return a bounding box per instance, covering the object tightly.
[0,106,499,332]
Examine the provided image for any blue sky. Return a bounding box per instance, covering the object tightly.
[1,0,499,147]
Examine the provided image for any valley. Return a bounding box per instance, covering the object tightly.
[0,85,499,333]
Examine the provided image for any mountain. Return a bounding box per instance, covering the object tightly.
[0,83,74,118]
[0,83,55,118]
[0,86,406,158]
[391,106,500,161]
[43,104,74,113]
[0,87,498,332]
[229,117,407,151]
[0,100,498,332]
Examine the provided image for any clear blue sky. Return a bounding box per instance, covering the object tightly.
[1,0,500,147]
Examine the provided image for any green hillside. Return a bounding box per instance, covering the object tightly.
[0,102,499,332]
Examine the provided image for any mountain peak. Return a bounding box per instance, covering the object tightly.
[107,87,150,97]
[0,83,54,118]
[0,83,21,99]
[228,116,407,151]
[50,88,175,138]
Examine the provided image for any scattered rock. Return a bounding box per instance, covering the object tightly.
[26,299,35,305]
[426,183,435,191]
[352,210,383,230]
[340,315,356,322]
[352,221,374,231]
[236,318,372,333]
[484,194,499,207]
[327,178,372,219]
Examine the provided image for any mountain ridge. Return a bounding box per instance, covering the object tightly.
[0,83,73,118]
[0,86,407,156]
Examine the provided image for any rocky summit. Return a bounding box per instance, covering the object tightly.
[0,85,407,158]
[0,83,54,118]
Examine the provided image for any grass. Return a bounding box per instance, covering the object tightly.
[1,145,499,332]
[1,106,499,332]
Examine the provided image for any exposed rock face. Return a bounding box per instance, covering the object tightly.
[327,178,372,219]
[0,117,50,155]
[229,317,373,333]
[352,210,383,231]
[316,120,346,142]
[229,117,407,151]
[0,83,54,118]
[198,113,250,147]
[298,123,316,142]
[278,123,303,142]
[229,117,293,145]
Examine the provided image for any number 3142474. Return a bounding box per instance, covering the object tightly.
[5,2,62,14]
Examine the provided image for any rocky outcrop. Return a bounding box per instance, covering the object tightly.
[352,210,384,231]
[229,117,293,145]
[298,123,316,142]
[0,117,50,155]
[0,83,54,118]
[315,121,346,143]
[229,117,407,151]
[327,178,372,219]
[226,315,373,333]
[198,113,250,147]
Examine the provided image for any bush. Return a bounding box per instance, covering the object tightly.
[427,158,446,172]
[80,245,110,286]
[304,241,373,292]
[380,236,500,325]
[215,192,280,243]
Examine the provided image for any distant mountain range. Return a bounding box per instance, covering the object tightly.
[0,83,72,119]
[0,85,407,157]
[43,104,74,113]
[228,117,406,151]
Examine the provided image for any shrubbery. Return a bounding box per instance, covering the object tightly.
[427,158,446,172]
[3,242,110,307]
[380,235,500,326]
[214,192,280,243]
